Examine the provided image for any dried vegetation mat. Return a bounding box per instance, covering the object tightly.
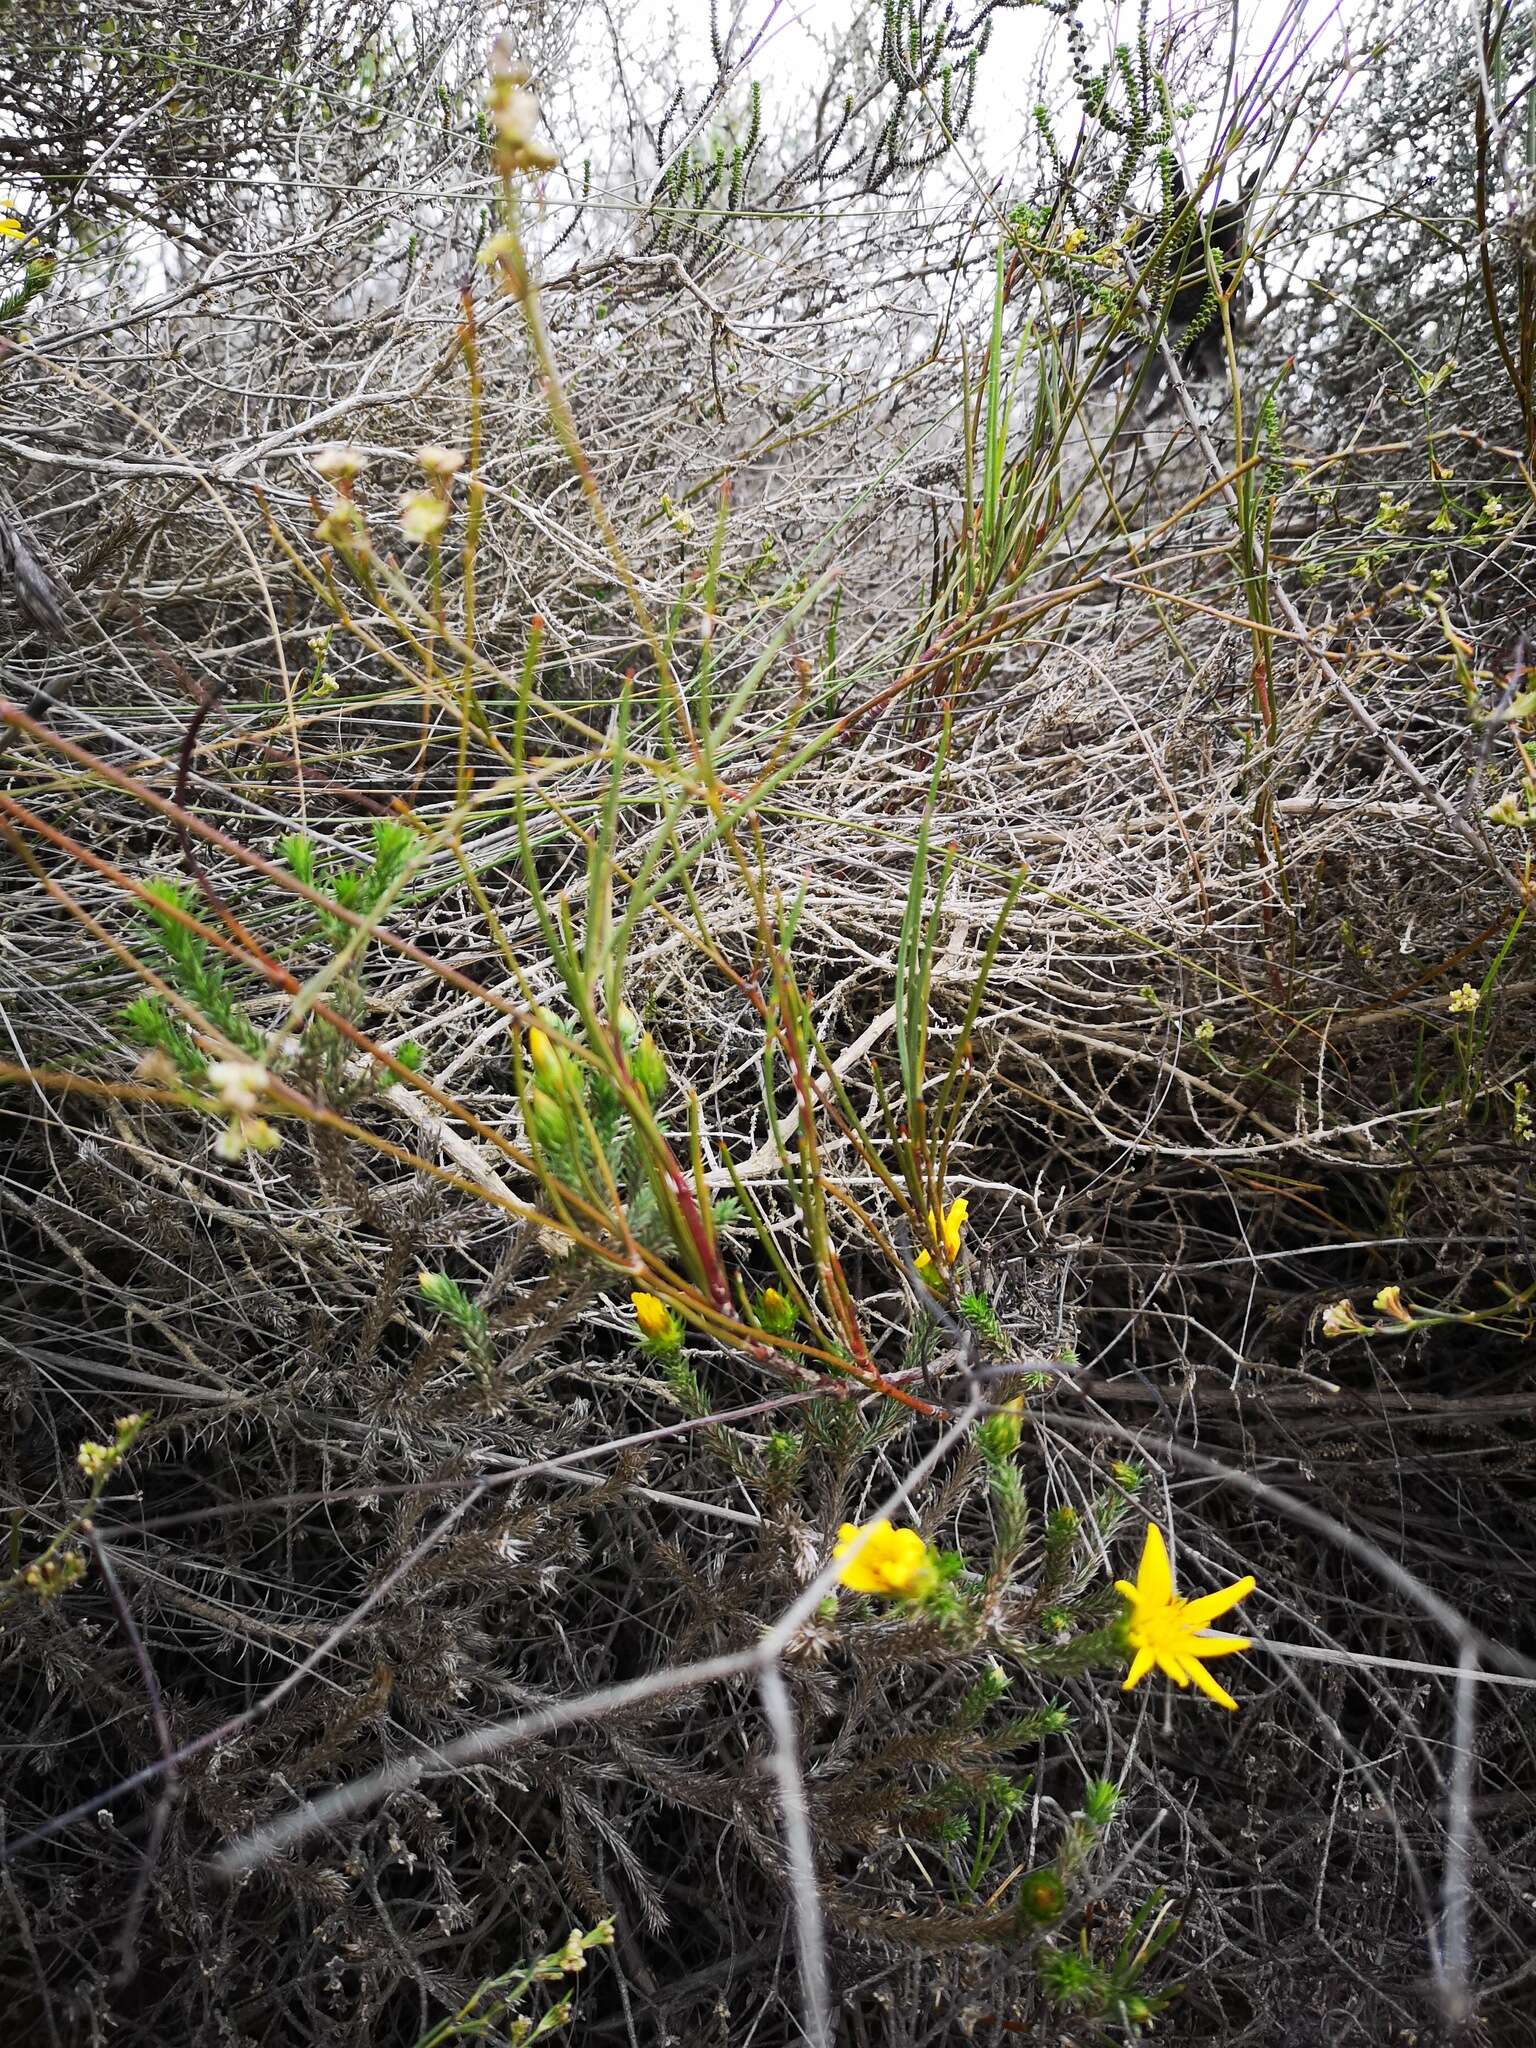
[2,3,1536,2044]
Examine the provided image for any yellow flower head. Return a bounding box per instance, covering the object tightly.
[1116,1522,1255,1712]
[76,1440,116,1481]
[1448,982,1480,1016]
[833,1518,935,1599]
[1373,1284,1412,1323]
[0,211,24,243]
[630,1290,678,1346]
[914,1196,968,1275]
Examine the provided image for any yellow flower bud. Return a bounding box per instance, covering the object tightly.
[756,1286,797,1336]
[631,1291,681,1350]
[527,1025,566,1090]
[978,1393,1025,1460]
[492,84,542,150]
[315,500,365,551]
[1018,1870,1066,1923]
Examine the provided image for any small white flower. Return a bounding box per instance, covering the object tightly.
[416,445,466,482]
[314,444,369,483]
[206,1059,270,1114]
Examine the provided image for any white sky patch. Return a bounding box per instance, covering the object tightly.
[604,0,1356,187]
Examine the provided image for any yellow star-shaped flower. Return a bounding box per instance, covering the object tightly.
[1116,1522,1255,1711]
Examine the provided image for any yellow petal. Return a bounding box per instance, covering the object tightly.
[1184,1658,1240,1710]
[1182,1576,1255,1629]
[1122,1646,1157,1691]
[1181,1631,1250,1659]
[1113,1579,1139,1604]
[879,1529,929,1589]
[1134,1523,1173,1607]
[833,1528,884,1590]
[1156,1648,1191,1687]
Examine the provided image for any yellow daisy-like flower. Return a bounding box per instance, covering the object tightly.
[914,1196,968,1275]
[833,1518,935,1598]
[1116,1523,1255,1712]
[0,209,24,243]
